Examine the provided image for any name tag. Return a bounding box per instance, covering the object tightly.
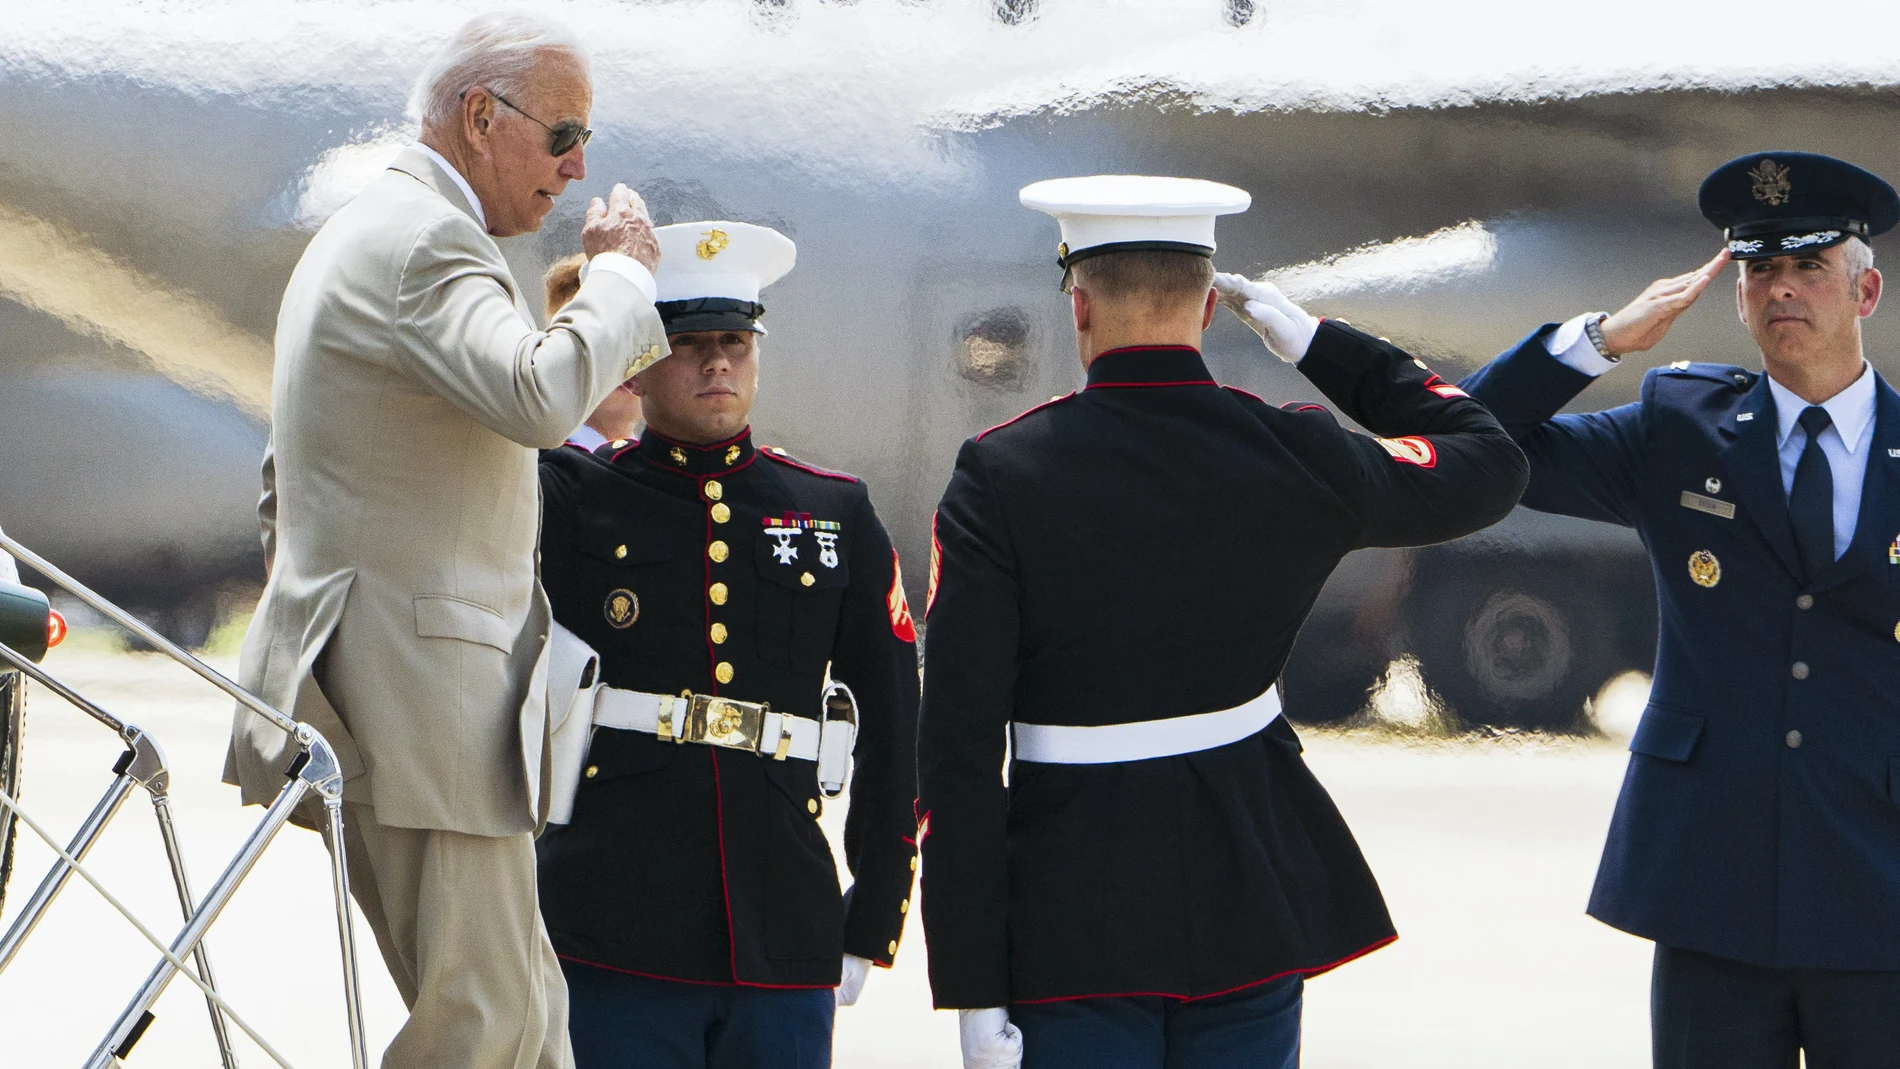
[1681,491,1736,520]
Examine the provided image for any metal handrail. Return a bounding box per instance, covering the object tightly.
[0,531,368,1069]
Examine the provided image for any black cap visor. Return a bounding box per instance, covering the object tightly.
[1725,217,1869,260]
[656,297,766,335]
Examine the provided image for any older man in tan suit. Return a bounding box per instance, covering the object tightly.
[224,12,666,1068]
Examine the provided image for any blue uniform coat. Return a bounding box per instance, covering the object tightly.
[1462,331,1900,970]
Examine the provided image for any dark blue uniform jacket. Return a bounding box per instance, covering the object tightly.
[1462,331,1900,971]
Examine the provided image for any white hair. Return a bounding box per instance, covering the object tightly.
[407,11,588,129]
[1842,235,1876,279]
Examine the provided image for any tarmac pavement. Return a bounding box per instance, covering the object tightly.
[0,642,1651,1068]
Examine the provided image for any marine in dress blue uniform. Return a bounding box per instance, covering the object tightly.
[918,177,1530,1069]
[1461,152,1900,1068]
[535,223,919,1069]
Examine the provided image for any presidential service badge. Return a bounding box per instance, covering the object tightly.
[604,588,640,628]
[1688,550,1722,589]
[1750,158,1793,206]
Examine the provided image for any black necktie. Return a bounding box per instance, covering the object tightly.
[1790,405,1835,582]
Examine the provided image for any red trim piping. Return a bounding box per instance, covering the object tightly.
[976,393,1076,440]
[1008,934,1397,1005]
[761,449,858,483]
[1222,385,1268,405]
[557,954,832,991]
[1084,380,1217,390]
[1284,403,1328,413]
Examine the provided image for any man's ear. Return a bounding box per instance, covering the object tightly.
[1201,287,1218,330]
[461,89,496,159]
[1860,266,1883,319]
[1072,286,1091,333]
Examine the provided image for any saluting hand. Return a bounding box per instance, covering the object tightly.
[1213,272,1320,364]
[582,182,662,273]
[1599,250,1730,356]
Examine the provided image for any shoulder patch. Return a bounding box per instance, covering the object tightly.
[1372,435,1438,468]
[760,447,860,483]
[975,392,1077,440]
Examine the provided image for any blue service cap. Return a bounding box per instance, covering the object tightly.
[1699,151,1898,260]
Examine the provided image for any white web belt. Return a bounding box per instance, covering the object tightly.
[1011,686,1283,764]
[592,687,853,793]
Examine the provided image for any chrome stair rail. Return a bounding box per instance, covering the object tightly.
[0,531,367,1069]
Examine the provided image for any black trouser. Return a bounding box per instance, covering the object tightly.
[1652,944,1900,1069]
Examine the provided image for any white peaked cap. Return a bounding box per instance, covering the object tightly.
[1019,176,1251,268]
[653,221,796,305]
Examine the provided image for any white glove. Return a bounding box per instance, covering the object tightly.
[1213,272,1320,365]
[836,954,872,1007]
[958,1007,1024,1069]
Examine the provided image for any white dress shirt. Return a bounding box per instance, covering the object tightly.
[413,142,658,305]
[565,424,610,452]
[1766,364,1876,560]
[414,142,486,229]
[1545,317,1876,559]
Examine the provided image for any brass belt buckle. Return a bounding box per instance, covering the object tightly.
[676,692,767,753]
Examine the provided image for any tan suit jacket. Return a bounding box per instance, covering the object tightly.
[226,147,667,836]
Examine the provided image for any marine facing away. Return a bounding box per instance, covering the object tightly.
[534,221,920,1069]
[1461,150,1900,1068]
[917,175,1530,1069]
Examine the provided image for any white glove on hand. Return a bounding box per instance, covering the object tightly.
[958,1007,1024,1069]
[1213,272,1320,365]
[836,954,872,1007]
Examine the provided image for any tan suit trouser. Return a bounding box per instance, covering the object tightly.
[337,802,572,1069]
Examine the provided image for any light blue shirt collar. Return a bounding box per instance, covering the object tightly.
[1767,361,1876,454]
[413,142,487,230]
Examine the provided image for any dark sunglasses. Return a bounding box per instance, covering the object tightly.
[476,88,593,157]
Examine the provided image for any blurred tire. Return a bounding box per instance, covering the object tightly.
[1407,556,1620,732]
[1281,611,1386,725]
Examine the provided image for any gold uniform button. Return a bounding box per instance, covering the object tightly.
[704,480,724,501]
[716,662,735,684]
[801,572,815,587]
[709,541,729,563]
[584,765,598,779]
[888,940,899,956]
[614,544,628,560]
[910,856,918,871]
[900,899,910,914]
[807,798,819,814]
[710,623,728,644]
[709,582,729,606]
[711,502,731,524]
